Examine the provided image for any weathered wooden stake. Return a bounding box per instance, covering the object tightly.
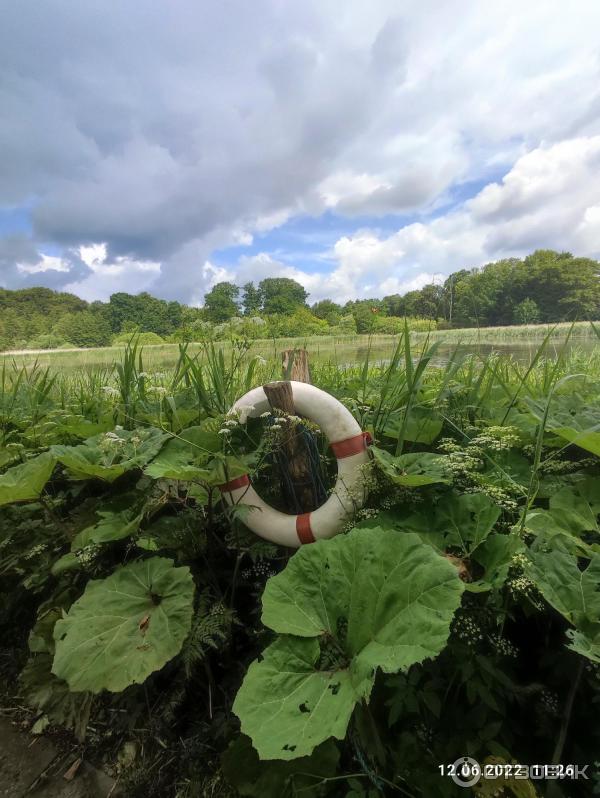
[281,348,311,382]
[264,349,318,512]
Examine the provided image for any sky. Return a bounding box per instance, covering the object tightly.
[1,0,600,306]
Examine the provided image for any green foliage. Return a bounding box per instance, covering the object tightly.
[1,334,600,795]
[2,247,598,353]
[267,307,329,337]
[52,427,168,481]
[259,277,308,314]
[222,735,339,797]
[233,527,464,758]
[370,447,450,486]
[53,310,112,347]
[53,557,195,692]
[204,281,241,322]
[0,451,55,506]
[241,282,263,316]
[513,297,540,324]
[113,330,165,345]
[528,545,600,663]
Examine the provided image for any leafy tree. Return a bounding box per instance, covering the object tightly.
[259,278,307,315]
[241,282,263,316]
[412,284,444,319]
[267,307,329,337]
[311,299,342,325]
[53,311,112,347]
[107,292,183,336]
[203,282,240,322]
[349,299,384,333]
[513,298,540,324]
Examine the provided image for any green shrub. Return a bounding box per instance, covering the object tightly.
[112,331,165,346]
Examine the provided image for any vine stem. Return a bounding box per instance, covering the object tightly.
[551,658,584,766]
[545,658,585,798]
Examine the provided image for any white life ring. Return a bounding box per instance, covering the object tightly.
[219,381,371,548]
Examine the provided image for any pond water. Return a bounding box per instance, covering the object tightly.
[1,333,598,373]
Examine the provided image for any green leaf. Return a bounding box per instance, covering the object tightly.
[221,735,339,798]
[144,423,222,481]
[233,527,464,759]
[566,627,600,664]
[70,495,144,550]
[379,493,501,556]
[52,557,195,693]
[234,636,369,761]
[528,546,600,663]
[383,408,443,444]
[21,654,92,742]
[371,447,450,487]
[528,548,600,626]
[526,395,600,456]
[52,427,168,482]
[466,534,525,593]
[0,451,56,506]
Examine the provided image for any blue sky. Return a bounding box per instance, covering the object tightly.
[1,2,599,304]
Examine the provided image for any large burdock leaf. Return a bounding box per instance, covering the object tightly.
[52,557,194,693]
[70,493,145,551]
[526,396,600,456]
[528,548,600,625]
[0,451,56,506]
[52,427,168,482]
[233,527,464,759]
[371,447,450,487]
[528,546,600,663]
[360,493,500,557]
[144,423,222,481]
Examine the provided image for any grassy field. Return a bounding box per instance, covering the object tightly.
[1,320,598,372]
[1,330,600,795]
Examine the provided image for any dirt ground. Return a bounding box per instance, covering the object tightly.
[0,719,117,798]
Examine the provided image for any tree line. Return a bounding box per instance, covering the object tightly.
[0,249,598,350]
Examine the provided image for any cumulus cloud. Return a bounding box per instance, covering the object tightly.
[220,136,600,303]
[1,1,600,299]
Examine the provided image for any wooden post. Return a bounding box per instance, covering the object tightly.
[264,349,322,513]
[281,348,311,382]
[263,379,317,512]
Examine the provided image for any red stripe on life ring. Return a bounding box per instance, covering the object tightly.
[330,431,372,459]
[296,513,315,544]
[218,474,250,493]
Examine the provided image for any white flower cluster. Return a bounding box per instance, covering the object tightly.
[75,544,101,568]
[452,614,484,647]
[507,572,544,610]
[470,426,520,452]
[101,386,120,398]
[489,633,518,658]
[540,689,559,715]
[24,542,47,560]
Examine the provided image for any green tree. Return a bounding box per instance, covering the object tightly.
[513,298,540,325]
[266,307,329,337]
[203,282,240,322]
[53,311,112,347]
[241,282,263,316]
[259,278,307,315]
[311,299,342,325]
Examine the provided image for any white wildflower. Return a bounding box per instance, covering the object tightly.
[218,428,232,435]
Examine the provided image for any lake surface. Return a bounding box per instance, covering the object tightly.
[1,331,598,374]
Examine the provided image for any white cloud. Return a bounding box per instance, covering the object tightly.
[1,1,600,298]
[17,253,70,274]
[222,135,600,303]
